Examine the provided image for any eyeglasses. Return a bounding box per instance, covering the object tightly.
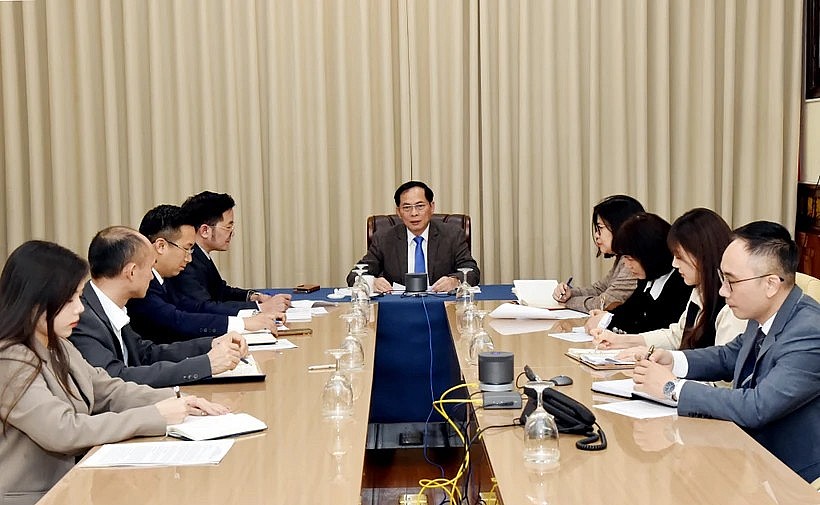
[717,269,783,292]
[209,224,236,234]
[398,203,429,214]
[593,221,609,235]
[166,240,194,256]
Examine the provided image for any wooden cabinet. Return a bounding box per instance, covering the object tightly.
[796,182,820,276]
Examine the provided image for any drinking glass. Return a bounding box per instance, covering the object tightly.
[522,381,560,467]
[467,310,493,365]
[339,332,365,371]
[321,349,355,419]
[455,267,474,310]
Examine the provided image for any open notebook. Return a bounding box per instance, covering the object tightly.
[513,279,563,309]
[195,354,265,383]
[167,412,268,441]
[592,378,678,407]
[565,348,636,370]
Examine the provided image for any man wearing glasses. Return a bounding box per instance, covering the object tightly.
[633,221,820,483]
[347,180,479,293]
[165,191,291,316]
[127,205,281,343]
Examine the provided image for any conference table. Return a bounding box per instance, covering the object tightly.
[449,300,820,505]
[37,304,376,505]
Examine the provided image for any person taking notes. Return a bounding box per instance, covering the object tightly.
[553,195,644,312]
[633,222,820,482]
[0,241,228,505]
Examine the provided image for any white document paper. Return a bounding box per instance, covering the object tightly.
[489,303,586,320]
[488,318,557,335]
[513,280,563,309]
[285,307,312,322]
[242,330,277,345]
[167,413,267,441]
[291,300,315,308]
[594,400,677,419]
[79,440,234,467]
[549,332,594,343]
[246,338,298,351]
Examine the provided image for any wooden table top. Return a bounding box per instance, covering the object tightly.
[448,300,820,505]
[38,304,376,505]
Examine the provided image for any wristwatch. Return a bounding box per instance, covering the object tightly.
[663,379,680,401]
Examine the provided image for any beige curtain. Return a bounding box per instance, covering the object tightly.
[0,0,803,288]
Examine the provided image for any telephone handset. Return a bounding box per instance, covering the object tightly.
[520,386,607,451]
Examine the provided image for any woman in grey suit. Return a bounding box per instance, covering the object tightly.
[0,241,228,505]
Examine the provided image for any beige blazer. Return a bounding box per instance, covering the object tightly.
[0,339,171,505]
[566,256,639,312]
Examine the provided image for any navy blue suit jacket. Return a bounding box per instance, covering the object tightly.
[678,286,820,482]
[69,281,214,387]
[127,276,229,343]
[165,245,257,316]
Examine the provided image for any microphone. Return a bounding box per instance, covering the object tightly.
[524,364,542,382]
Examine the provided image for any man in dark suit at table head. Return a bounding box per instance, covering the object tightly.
[633,221,820,482]
[164,191,290,316]
[347,180,479,293]
[69,226,248,387]
[127,205,280,343]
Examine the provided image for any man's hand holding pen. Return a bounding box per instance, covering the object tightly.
[633,346,676,399]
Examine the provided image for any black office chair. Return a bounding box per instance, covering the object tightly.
[366,213,472,251]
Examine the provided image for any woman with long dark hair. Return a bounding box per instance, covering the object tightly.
[591,208,746,349]
[553,195,645,311]
[584,213,692,334]
[0,241,228,504]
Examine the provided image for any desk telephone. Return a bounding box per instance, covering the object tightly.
[520,366,607,451]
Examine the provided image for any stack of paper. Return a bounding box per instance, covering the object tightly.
[79,440,235,467]
[513,280,563,308]
[489,303,586,320]
[167,412,268,441]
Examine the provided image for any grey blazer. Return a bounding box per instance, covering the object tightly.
[69,281,214,388]
[0,339,170,505]
[346,219,480,287]
[678,286,820,482]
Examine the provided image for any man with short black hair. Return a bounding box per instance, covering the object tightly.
[70,226,248,388]
[166,191,290,315]
[634,221,820,482]
[127,205,281,343]
[346,181,479,293]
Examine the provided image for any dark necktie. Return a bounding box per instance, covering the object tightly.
[413,236,426,273]
[737,327,765,389]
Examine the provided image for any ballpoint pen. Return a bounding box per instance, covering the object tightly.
[561,276,573,299]
[645,345,655,360]
[174,386,181,399]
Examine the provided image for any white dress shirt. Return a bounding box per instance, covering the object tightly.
[89,281,130,365]
[406,226,430,283]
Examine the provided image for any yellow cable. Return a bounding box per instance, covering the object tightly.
[416,383,481,502]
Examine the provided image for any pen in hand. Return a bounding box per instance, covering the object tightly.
[174,386,181,399]
[561,276,573,299]
[645,345,655,361]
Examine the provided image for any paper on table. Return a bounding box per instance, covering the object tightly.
[488,318,557,335]
[79,440,234,467]
[247,338,298,351]
[291,300,315,308]
[593,400,677,419]
[549,332,594,343]
[167,412,267,441]
[489,303,586,320]
[286,307,312,322]
[513,280,563,309]
[242,330,277,345]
